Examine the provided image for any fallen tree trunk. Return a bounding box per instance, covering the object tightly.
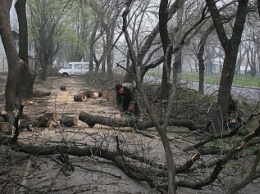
[78,111,198,131]
[79,111,136,128]
[0,135,159,189]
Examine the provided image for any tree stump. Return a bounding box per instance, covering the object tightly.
[74,93,85,102]
[60,85,66,91]
[33,112,57,127]
[59,115,78,127]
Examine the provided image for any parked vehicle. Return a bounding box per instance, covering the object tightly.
[58,62,93,77]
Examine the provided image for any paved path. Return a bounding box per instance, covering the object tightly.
[144,76,260,101]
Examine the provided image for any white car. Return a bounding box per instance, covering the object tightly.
[58,62,92,77]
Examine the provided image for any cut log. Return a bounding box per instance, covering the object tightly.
[79,111,136,128]
[33,90,51,97]
[0,110,7,116]
[0,122,12,135]
[79,111,198,131]
[88,91,100,99]
[59,115,78,127]
[107,92,116,103]
[33,112,57,127]
[101,90,110,98]
[74,93,85,102]
[101,90,116,102]
[23,100,35,105]
[0,116,5,122]
[138,119,198,131]
[79,89,91,98]
[60,85,66,91]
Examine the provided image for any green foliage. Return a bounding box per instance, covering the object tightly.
[148,70,259,88]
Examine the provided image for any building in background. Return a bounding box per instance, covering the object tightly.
[0,30,36,72]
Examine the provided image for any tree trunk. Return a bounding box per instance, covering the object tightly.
[79,111,198,131]
[159,0,172,101]
[159,1,176,192]
[205,0,248,134]
[123,0,184,84]
[197,25,215,94]
[0,0,23,111]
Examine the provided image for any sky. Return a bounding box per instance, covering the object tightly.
[10,0,18,31]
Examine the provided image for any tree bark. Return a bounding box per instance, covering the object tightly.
[32,112,57,127]
[205,0,248,134]
[15,0,37,99]
[197,24,215,94]
[59,85,66,91]
[159,0,172,101]
[74,93,85,102]
[79,111,198,131]
[79,89,91,98]
[0,0,22,111]
[59,115,78,127]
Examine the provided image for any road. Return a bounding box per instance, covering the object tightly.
[143,76,260,101]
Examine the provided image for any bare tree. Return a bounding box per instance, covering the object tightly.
[0,0,29,111]
[122,0,177,193]
[28,0,71,80]
[205,0,249,134]
[196,24,215,94]
[15,0,37,99]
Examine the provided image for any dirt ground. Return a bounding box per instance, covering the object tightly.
[0,75,260,194]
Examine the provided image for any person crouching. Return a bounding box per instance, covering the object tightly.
[115,83,140,119]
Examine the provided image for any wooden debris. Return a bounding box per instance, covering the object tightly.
[74,93,86,102]
[59,115,78,127]
[0,122,12,134]
[79,111,198,131]
[88,91,100,99]
[32,112,57,127]
[79,111,136,128]
[102,90,116,102]
[60,85,66,91]
[79,89,91,98]
[23,100,35,105]
[0,116,5,122]
[0,110,7,116]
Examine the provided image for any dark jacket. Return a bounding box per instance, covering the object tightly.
[116,86,140,117]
